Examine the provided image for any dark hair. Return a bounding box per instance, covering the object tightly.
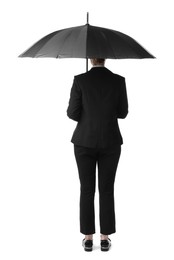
[95,58,105,63]
[91,58,105,65]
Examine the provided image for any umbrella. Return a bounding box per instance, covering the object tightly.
[19,13,155,71]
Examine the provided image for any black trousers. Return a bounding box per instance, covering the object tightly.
[74,144,121,235]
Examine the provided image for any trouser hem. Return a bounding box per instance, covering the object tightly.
[100,230,116,235]
[80,230,96,235]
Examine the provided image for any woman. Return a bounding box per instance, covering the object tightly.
[67,58,128,251]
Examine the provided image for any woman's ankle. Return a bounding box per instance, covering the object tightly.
[101,234,108,240]
[85,234,93,240]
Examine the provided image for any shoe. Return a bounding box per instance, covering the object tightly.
[101,238,111,251]
[82,239,93,252]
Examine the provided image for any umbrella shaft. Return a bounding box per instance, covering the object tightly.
[86,58,88,72]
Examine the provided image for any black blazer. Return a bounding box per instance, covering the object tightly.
[67,67,128,148]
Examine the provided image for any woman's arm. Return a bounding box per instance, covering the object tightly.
[117,78,129,119]
[67,77,82,122]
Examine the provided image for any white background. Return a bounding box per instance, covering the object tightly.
[0,0,174,259]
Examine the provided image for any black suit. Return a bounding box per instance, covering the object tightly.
[67,67,128,235]
[67,67,128,148]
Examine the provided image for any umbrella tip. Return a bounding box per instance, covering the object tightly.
[86,12,89,24]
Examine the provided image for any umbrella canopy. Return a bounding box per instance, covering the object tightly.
[19,24,155,60]
[19,13,155,71]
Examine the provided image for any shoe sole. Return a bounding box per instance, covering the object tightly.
[101,248,109,251]
[84,247,93,252]
[101,245,111,251]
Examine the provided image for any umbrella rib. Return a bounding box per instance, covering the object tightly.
[19,30,60,57]
[55,25,87,58]
[55,31,73,58]
[36,29,71,58]
[103,30,119,58]
[111,29,152,58]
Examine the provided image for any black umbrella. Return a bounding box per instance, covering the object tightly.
[19,13,155,71]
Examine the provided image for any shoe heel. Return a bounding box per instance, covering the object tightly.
[84,247,92,252]
[101,247,109,252]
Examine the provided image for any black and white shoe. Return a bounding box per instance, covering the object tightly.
[82,239,93,252]
[101,238,111,251]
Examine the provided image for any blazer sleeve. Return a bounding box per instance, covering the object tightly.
[67,77,82,122]
[117,78,129,119]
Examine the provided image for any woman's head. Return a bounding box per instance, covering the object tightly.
[90,58,106,66]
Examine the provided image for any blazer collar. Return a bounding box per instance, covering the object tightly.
[92,65,105,68]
